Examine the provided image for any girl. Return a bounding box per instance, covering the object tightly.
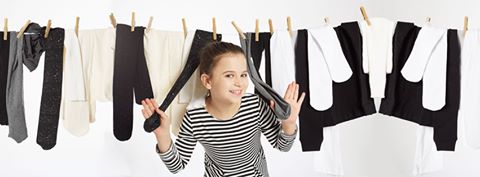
[141,42,305,176]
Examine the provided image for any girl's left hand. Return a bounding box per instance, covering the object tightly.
[270,81,306,134]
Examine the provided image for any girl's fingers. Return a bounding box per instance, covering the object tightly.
[269,100,275,109]
[288,82,296,99]
[151,99,159,108]
[141,109,151,119]
[297,92,306,105]
[156,108,168,121]
[294,84,299,101]
[141,100,150,111]
[146,99,156,112]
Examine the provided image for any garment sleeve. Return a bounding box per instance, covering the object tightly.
[157,113,197,174]
[258,96,297,152]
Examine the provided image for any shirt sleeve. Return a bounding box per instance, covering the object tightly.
[156,113,197,174]
[258,96,297,152]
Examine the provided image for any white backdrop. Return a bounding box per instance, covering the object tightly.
[1,0,480,177]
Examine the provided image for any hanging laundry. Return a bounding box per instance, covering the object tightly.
[297,22,376,152]
[77,28,116,123]
[0,32,9,126]
[5,32,28,143]
[143,29,188,136]
[460,29,480,149]
[35,26,65,150]
[359,17,395,98]
[59,30,89,137]
[113,24,154,141]
[270,30,296,98]
[307,26,352,111]
[401,26,448,111]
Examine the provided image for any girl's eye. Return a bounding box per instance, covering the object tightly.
[225,74,234,78]
[241,74,248,78]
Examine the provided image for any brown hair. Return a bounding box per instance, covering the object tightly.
[198,41,245,75]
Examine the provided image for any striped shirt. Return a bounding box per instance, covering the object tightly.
[157,93,297,176]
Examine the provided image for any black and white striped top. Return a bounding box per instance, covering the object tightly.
[157,93,297,177]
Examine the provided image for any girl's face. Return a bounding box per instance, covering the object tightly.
[201,52,249,105]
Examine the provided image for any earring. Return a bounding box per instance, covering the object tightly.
[206,90,211,97]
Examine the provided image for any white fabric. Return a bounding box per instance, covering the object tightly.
[60,30,90,136]
[270,30,296,96]
[401,26,448,111]
[459,29,480,148]
[307,27,352,111]
[144,29,188,136]
[77,28,116,123]
[359,17,395,98]
[177,32,196,104]
[313,126,344,176]
[412,126,444,176]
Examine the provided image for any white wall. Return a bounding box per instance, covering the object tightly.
[1,0,480,177]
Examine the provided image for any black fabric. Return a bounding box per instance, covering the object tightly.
[379,22,460,151]
[0,32,10,125]
[250,32,272,87]
[113,24,155,141]
[297,22,376,151]
[22,23,45,72]
[144,30,221,133]
[36,28,65,150]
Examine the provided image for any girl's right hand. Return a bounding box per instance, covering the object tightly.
[141,98,171,137]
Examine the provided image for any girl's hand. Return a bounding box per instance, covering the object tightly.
[270,81,305,135]
[141,98,171,141]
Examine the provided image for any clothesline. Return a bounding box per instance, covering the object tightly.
[1,6,472,41]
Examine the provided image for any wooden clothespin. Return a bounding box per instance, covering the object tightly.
[75,16,80,36]
[212,17,217,41]
[360,6,371,26]
[17,20,31,38]
[464,16,469,36]
[131,12,135,32]
[44,19,52,39]
[287,16,293,37]
[324,17,330,25]
[146,16,153,33]
[3,18,7,40]
[426,17,432,24]
[109,13,117,28]
[255,19,259,42]
[231,21,246,40]
[182,18,188,39]
[268,19,274,35]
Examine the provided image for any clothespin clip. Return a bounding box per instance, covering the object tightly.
[3,18,7,40]
[182,18,188,39]
[131,12,135,32]
[75,16,80,36]
[16,20,30,39]
[231,21,246,40]
[269,19,274,35]
[287,16,293,37]
[109,13,117,28]
[360,6,371,26]
[146,16,153,33]
[324,17,330,25]
[464,16,469,36]
[212,17,217,41]
[44,19,52,39]
[255,19,259,42]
